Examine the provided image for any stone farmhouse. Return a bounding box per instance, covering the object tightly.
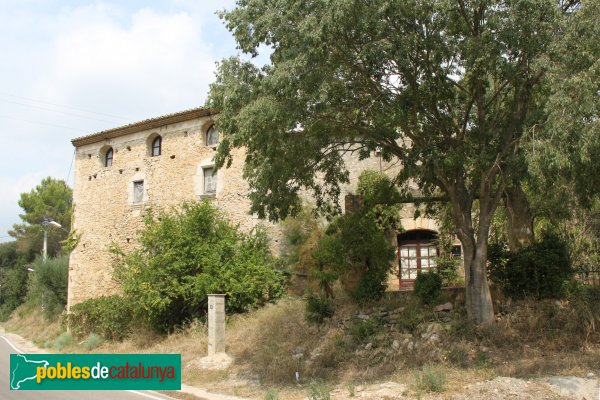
[67,107,449,310]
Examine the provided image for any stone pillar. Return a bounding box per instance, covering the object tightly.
[207,294,226,355]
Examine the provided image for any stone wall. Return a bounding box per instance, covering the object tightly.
[68,111,448,309]
[68,114,278,309]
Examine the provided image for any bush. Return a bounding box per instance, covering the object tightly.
[312,212,395,304]
[53,332,72,351]
[414,365,446,393]
[414,272,442,305]
[488,233,572,299]
[26,255,69,319]
[348,317,379,345]
[68,295,134,341]
[307,380,332,400]
[113,201,285,333]
[83,333,103,351]
[305,295,334,324]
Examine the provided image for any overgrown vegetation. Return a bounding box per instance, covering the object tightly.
[25,255,69,319]
[488,233,572,299]
[110,201,285,333]
[67,295,134,341]
[413,272,442,305]
[0,177,72,321]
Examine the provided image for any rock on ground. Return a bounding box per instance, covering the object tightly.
[545,376,600,400]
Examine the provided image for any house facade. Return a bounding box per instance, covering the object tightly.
[68,107,447,309]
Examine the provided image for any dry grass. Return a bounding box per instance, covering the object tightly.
[3,303,63,349]
[3,291,600,398]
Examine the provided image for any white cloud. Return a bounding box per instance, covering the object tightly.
[0,1,239,240]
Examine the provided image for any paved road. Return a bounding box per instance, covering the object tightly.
[0,335,177,400]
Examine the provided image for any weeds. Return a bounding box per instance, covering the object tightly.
[307,380,332,400]
[348,317,378,344]
[264,388,279,400]
[83,333,103,350]
[414,364,446,394]
[53,332,72,350]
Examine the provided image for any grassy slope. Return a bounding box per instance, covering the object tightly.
[2,290,599,399]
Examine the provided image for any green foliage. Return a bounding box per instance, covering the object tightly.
[395,298,426,333]
[348,317,378,345]
[433,205,460,286]
[26,255,69,319]
[307,380,332,400]
[68,295,134,341]
[208,0,575,324]
[280,206,324,295]
[53,332,72,351]
[83,333,103,351]
[488,233,572,299]
[530,1,600,208]
[312,212,394,303]
[0,242,34,320]
[414,365,446,394]
[414,272,443,305]
[356,170,402,232]
[264,388,279,400]
[9,177,72,257]
[305,295,334,324]
[61,229,81,253]
[113,201,285,332]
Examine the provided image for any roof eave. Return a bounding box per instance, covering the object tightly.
[71,107,218,147]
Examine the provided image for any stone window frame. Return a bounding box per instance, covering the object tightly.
[205,124,219,147]
[128,172,148,206]
[195,159,219,199]
[203,166,217,194]
[133,180,144,204]
[151,135,162,157]
[102,146,113,167]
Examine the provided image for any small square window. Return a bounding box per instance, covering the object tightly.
[203,168,217,193]
[133,181,144,203]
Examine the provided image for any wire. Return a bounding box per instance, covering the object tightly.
[0,98,125,124]
[65,149,75,185]
[0,114,83,131]
[0,92,129,120]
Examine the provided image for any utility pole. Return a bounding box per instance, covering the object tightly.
[42,218,62,262]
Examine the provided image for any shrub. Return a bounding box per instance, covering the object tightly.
[305,295,334,324]
[113,201,285,332]
[307,380,332,400]
[348,317,378,345]
[26,255,69,319]
[68,295,133,341]
[414,365,446,393]
[83,333,103,351]
[53,332,72,351]
[414,272,442,305]
[312,212,395,304]
[488,233,572,299]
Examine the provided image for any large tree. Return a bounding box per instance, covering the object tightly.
[9,177,72,257]
[208,1,588,324]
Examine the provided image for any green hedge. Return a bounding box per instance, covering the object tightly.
[67,295,133,341]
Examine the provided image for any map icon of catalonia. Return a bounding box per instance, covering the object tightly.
[11,354,49,390]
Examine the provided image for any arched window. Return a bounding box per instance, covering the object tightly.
[104,147,113,167]
[205,125,219,146]
[151,136,162,156]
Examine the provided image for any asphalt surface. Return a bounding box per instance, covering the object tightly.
[0,335,177,400]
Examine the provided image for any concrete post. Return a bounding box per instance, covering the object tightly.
[207,294,226,355]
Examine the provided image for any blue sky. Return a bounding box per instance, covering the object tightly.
[0,0,248,242]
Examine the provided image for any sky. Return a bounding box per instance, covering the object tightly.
[0,0,250,242]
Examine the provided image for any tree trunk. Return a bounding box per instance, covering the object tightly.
[462,239,495,325]
[504,185,534,252]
